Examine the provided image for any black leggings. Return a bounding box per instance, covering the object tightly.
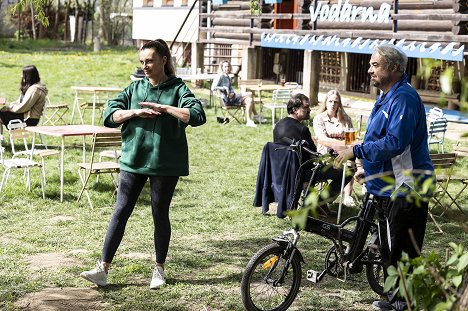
[102,171,179,264]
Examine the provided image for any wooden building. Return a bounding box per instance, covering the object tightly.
[193,0,467,107]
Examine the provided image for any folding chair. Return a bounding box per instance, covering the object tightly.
[429,153,467,232]
[263,89,292,128]
[7,120,59,185]
[427,117,448,153]
[0,125,45,199]
[43,96,69,125]
[215,90,245,124]
[77,132,121,209]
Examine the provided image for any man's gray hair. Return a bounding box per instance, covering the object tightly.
[374,44,408,73]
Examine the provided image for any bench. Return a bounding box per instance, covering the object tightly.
[418,90,460,106]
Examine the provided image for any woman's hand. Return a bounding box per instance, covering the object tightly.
[135,107,161,118]
[140,102,190,124]
[139,102,167,114]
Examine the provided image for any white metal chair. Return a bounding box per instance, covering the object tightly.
[427,117,448,153]
[284,82,299,89]
[263,89,293,128]
[77,132,121,209]
[7,120,59,185]
[43,96,69,126]
[0,124,45,198]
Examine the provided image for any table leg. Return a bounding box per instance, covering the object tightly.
[70,91,79,124]
[337,164,347,224]
[91,92,97,126]
[60,137,65,202]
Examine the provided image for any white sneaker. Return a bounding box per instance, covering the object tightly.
[343,196,355,207]
[253,115,267,123]
[80,260,107,287]
[246,120,257,127]
[150,265,166,289]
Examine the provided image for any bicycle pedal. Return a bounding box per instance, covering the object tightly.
[306,270,319,283]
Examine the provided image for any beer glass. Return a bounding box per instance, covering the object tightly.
[344,128,357,145]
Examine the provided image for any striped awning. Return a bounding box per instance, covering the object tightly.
[261,33,465,62]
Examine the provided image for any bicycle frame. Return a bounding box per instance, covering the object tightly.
[280,140,381,282]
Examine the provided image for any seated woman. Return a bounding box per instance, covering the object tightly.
[313,89,356,207]
[211,60,264,127]
[0,65,48,130]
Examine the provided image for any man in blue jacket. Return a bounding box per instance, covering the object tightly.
[334,44,434,311]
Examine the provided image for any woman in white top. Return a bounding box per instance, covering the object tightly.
[313,89,356,207]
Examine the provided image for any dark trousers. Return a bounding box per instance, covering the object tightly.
[102,171,179,264]
[376,197,428,269]
[305,164,353,205]
[0,110,39,128]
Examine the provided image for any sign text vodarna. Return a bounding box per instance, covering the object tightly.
[309,0,391,24]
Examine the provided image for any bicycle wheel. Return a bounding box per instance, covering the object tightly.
[241,243,302,311]
[365,251,386,296]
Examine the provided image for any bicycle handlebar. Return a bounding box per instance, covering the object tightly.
[281,137,322,159]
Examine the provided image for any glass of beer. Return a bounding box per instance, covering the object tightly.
[344,128,357,145]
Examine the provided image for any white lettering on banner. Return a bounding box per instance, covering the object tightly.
[309,0,391,24]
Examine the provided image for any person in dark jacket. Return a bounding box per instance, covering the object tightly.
[80,39,206,289]
[0,65,48,130]
[334,44,434,311]
[274,93,351,216]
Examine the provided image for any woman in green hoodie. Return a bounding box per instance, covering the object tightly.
[0,65,48,130]
[80,39,206,289]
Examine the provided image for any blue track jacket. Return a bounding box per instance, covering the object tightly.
[353,73,434,197]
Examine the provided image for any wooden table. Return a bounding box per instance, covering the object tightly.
[70,86,123,125]
[26,125,121,202]
[246,84,298,106]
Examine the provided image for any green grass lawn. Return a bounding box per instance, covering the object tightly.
[0,40,467,311]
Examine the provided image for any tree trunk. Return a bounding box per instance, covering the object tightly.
[54,0,60,39]
[30,2,37,40]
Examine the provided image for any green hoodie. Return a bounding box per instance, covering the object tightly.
[103,76,206,176]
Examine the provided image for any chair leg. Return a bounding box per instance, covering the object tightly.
[0,169,9,192]
[447,182,468,215]
[26,168,31,191]
[271,110,275,129]
[39,166,45,199]
[441,188,467,216]
[77,168,93,209]
[41,157,47,186]
[428,209,444,233]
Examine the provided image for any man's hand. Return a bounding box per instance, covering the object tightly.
[333,147,355,169]
[354,168,365,185]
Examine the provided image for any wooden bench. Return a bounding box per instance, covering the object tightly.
[418,90,460,105]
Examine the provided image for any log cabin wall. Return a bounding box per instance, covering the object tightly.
[199,0,467,104]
